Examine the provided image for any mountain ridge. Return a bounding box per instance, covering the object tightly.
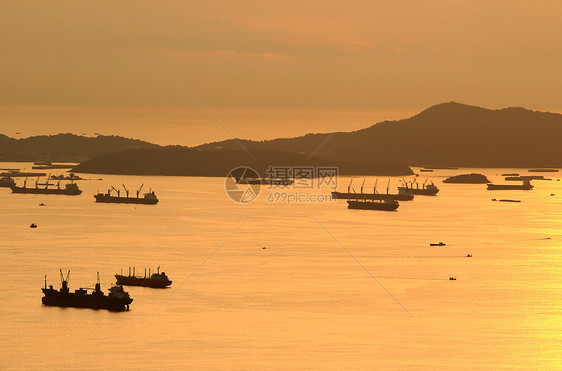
[194,102,562,167]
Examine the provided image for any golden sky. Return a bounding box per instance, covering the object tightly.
[1,0,561,143]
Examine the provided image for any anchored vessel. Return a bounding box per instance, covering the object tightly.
[398,178,439,196]
[11,178,82,195]
[487,180,533,190]
[332,179,414,201]
[347,198,399,211]
[94,183,158,204]
[42,270,133,311]
[236,178,294,186]
[115,266,172,288]
[0,171,47,178]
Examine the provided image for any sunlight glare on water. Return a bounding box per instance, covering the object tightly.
[1,163,561,369]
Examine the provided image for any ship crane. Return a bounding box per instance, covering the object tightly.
[374,179,378,194]
[60,269,70,291]
[137,183,144,198]
[122,183,129,198]
[348,178,357,193]
[360,179,366,194]
[111,186,120,197]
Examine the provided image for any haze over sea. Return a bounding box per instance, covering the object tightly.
[1,163,561,369]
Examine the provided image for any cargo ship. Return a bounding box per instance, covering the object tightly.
[398,178,439,196]
[115,266,172,288]
[42,270,133,311]
[94,184,158,205]
[0,170,47,177]
[236,178,294,186]
[332,179,414,201]
[11,179,82,195]
[487,180,533,190]
[347,198,399,211]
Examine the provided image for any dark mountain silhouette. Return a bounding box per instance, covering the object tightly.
[195,102,562,168]
[72,147,413,176]
[0,133,158,162]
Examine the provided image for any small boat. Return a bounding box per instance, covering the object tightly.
[346,198,399,211]
[449,277,457,281]
[30,223,38,228]
[487,180,533,190]
[42,270,133,311]
[430,242,446,246]
[115,266,172,288]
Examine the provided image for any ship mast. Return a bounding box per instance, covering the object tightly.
[137,183,144,198]
[111,186,120,197]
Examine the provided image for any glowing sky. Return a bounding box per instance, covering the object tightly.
[1,0,561,144]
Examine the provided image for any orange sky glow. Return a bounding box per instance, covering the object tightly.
[1,0,561,144]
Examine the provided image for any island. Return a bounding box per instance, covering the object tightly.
[443,173,491,184]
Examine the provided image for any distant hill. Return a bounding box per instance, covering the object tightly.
[195,102,562,168]
[0,133,158,162]
[72,147,413,176]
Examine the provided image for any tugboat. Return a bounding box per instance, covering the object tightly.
[487,179,533,190]
[115,266,172,288]
[332,179,414,201]
[94,184,158,205]
[347,198,399,211]
[11,178,82,195]
[398,178,439,196]
[42,270,133,311]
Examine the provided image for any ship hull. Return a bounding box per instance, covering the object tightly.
[41,291,132,311]
[398,187,439,196]
[115,275,172,288]
[487,184,533,190]
[332,192,413,201]
[236,178,294,186]
[11,187,82,195]
[347,200,399,211]
[94,195,158,204]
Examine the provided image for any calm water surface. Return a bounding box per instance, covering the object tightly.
[1,163,561,369]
